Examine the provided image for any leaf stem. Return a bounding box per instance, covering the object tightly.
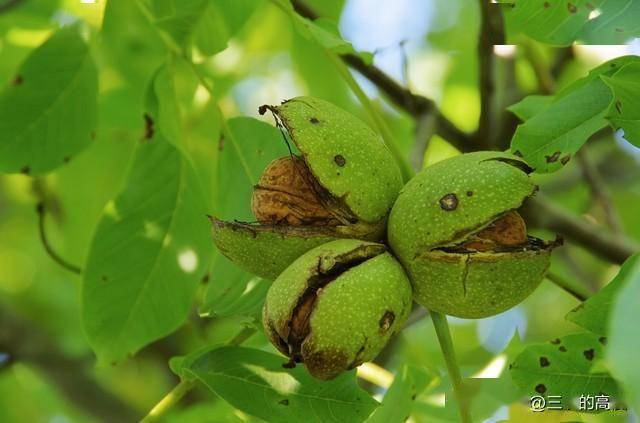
[140,379,196,423]
[140,326,257,422]
[430,311,472,423]
[229,326,257,346]
[36,202,82,274]
[546,271,591,302]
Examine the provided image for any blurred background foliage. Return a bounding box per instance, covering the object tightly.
[0,0,639,422]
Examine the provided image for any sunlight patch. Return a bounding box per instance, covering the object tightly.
[178,249,198,273]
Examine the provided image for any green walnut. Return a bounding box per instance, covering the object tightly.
[263,239,412,380]
[388,151,557,319]
[212,97,403,280]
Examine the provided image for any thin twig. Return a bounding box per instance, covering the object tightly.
[291,0,475,152]
[546,271,591,302]
[36,202,82,274]
[521,195,639,265]
[475,0,497,149]
[576,149,623,235]
[495,54,521,150]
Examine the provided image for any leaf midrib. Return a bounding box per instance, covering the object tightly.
[114,151,187,355]
[1,48,92,159]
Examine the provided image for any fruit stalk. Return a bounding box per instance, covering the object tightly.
[431,311,472,423]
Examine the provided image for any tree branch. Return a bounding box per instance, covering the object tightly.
[0,306,139,421]
[293,0,636,266]
[521,195,639,265]
[476,0,498,148]
[0,0,23,13]
[291,0,475,152]
[576,149,623,235]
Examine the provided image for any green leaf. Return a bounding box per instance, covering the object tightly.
[292,16,373,65]
[510,77,609,173]
[509,332,620,411]
[183,346,378,423]
[82,67,212,363]
[500,0,640,46]
[507,95,553,122]
[510,56,640,173]
[602,62,640,147]
[607,254,640,414]
[499,0,594,46]
[579,0,640,44]
[566,253,640,335]
[0,25,97,174]
[367,365,433,423]
[200,117,288,317]
[146,0,258,56]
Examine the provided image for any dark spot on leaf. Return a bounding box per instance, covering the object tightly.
[550,338,561,345]
[439,193,458,211]
[201,273,210,284]
[586,2,595,10]
[560,155,571,165]
[411,394,417,400]
[466,191,473,197]
[218,135,225,151]
[90,131,96,140]
[20,165,30,175]
[535,384,547,394]
[540,357,550,367]
[258,105,268,115]
[143,113,154,140]
[567,2,577,13]
[334,154,346,167]
[508,363,513,370]
[278,399,289,406]
[615,100,623,114]
[12,75,23,85]
[309,117,319,124]
[583,348,595,360]
[559,346,567,352]
[543,1,550,7]
[615,27,624,32]
[545,151,561,163]
[599,336,607,345]
[379,310,395,333]
[101,275,108,282]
